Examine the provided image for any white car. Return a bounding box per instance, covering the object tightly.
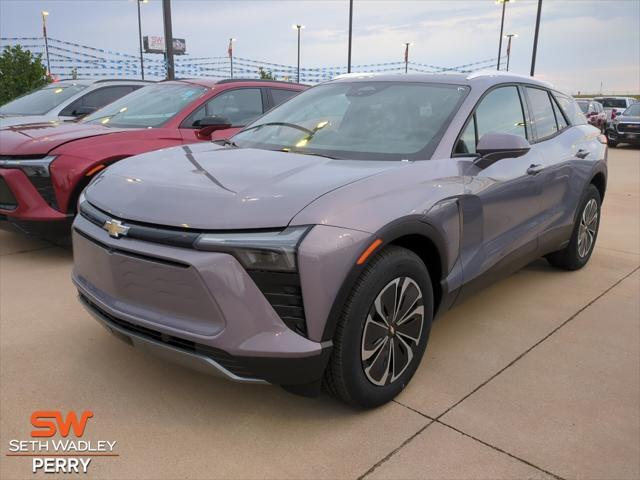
[0,79,150,128]
[593,96,638,122]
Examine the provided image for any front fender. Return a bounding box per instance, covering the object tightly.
[309,204,462,343]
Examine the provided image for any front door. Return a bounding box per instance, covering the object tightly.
[454,85,547,297]
[179,88,266,143]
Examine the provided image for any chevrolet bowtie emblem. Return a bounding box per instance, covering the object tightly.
[103,219,130,238]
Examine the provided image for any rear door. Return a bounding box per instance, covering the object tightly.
[533,90,600,250]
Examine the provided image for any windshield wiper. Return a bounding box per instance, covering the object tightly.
[241,122,313,135]
[215,138,239,148]
[81,114,114,125]
[281,148,340,160]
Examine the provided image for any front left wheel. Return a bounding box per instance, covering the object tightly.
[323,246,433,408]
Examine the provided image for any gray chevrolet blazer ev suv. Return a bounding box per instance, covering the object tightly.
[72,72,607,408]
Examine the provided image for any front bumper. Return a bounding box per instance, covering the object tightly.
[72,214,333,386]
[0,168,69,236]
[608,125,640,144]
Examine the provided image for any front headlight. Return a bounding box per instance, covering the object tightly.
[194,226,311,272]
[0,155,56,177]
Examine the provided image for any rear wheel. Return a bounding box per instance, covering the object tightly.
[323,246,433,408]
[546,185,601,270]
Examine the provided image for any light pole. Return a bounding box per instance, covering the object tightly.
[495,0,514,70]
[403,42,412,73]
[292,24,305,83]
[347,0,353,73]
[228,38,236,78]
[136,0,148,80]
[530,0,543,76]
[162,0,174,80]
[41,11,51,76]
[504,33,517,71]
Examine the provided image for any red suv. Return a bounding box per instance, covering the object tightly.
[0,79,306,237]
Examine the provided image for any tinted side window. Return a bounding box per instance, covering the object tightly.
[455,116,477,154]
[187,106,206,126]
[60,85,137,116]
[205,88,263,126]
[551,97,568,130]
[271,89,299,107]
[475,86,527,140]
[554,93,587,125]
[526,87,558,140]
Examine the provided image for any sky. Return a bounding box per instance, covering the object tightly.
[1,0,639,93]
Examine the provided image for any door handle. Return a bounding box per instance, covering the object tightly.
[576,149,590,159]
[526,164,544,175]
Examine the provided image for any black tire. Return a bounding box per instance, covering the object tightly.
[608,139,618,148]
[546,184,601,271]
[323,246,433,408]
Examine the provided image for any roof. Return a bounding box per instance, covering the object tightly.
[329,71,555,90]
[593,96,637,100]
[54,78,152,85]
[166,78,306,88]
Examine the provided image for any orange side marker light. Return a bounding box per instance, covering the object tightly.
[85,164,106,177]
[356,239,383,265]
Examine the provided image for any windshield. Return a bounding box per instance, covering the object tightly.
[0,83,88,115]
[597,98,629,109]
[622,103,640,116]
[577,101,590,113]
[83,83,206,128]
[232,81,469,161]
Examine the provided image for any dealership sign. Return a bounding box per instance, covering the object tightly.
[143,36,186,55]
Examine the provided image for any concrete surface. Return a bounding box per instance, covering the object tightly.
[1,147,639,480]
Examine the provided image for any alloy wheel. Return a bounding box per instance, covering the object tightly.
[578,198,598,258]
[360,277,424,386]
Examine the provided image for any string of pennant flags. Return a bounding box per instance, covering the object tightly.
[1,36,505,83]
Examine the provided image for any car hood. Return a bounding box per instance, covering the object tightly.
[85,143,404,230]
[0,114,65,129]
[0,122,129,155]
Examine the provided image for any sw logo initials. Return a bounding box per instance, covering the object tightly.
[30,411,94,438]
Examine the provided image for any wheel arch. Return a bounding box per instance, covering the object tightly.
[320,216,448,342]
[590,171,606,201]
[66,155,131,214]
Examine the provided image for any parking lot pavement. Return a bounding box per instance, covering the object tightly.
[1,147,638,480]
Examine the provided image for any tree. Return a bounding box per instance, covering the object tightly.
[0,45,50,105]
[258,67,276,80]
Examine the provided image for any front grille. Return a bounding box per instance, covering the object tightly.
[28,176,58,210]
[79,294,255,378]
[80,200,309,338]
[0,177,17,210]
[618,123,640,133]
[0,155,48,160]
[248,271,308,337]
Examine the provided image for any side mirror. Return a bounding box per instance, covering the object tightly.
[196,116,232,139]
[474,133,531,169]
[72,105,98,117]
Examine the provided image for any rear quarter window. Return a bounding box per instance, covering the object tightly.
[554,93,587,126]
[271,89,299,107]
